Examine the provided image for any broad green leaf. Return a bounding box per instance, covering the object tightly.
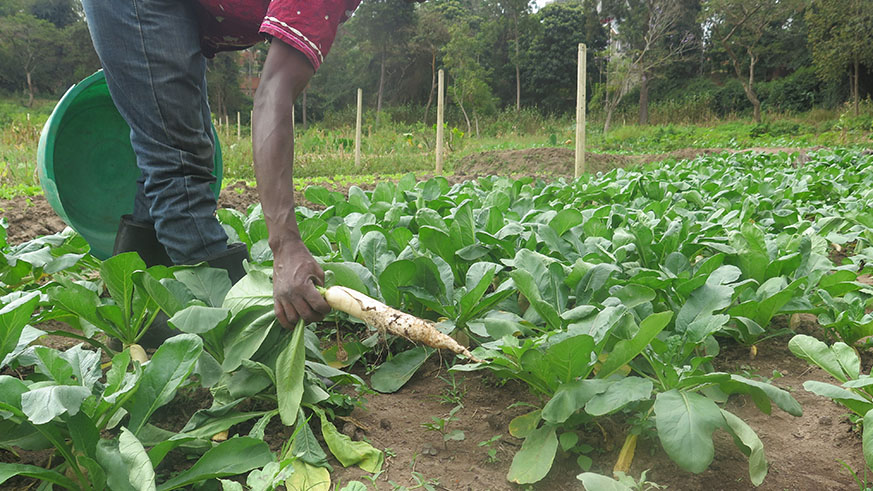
[175,267,233,307]
[126,334,203,435]
[542,379,611,424]
[833,342,861,381]
[147,434,197,468]
[119,428,157,491]
[544,334,595,383]
[101,252,146,319]
[168,305,231,334]
[277,321,307,426]
[577,472,633,491]
[0,463,79,489]
[511,269,561,331]
[157,437,273,491]
[788,334,850,383]
[135,272,183,316]
[318,410,384,473]
[721,409,767,486]
[21,385,91,424]
[0,291,39,366]
[507,424,558,484]
[509,409,542,439]
[549,209,584,237]
[223,269,274,314]
[292,412,331,469]
[728,375,802,416]
[803,380,873,416]
[613,284,656,309]
[222,309,276,372]
[285,460,330,491]
[378,260,419,307]
[654,389,725,473]
[585,377,653,416]
[864,408,873,469]
[370,346,432,393]
[598,311,673,379]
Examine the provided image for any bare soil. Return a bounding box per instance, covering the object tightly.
[5,146,866,490]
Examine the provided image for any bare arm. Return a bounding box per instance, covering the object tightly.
[253,39,330,327]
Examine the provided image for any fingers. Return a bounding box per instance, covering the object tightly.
[274,280,330,328]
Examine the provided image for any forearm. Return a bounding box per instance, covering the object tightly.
[252,40,315,251]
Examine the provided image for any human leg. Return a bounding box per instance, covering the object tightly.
[81,0,228,264]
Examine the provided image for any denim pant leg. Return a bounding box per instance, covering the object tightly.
[81,0,228,264]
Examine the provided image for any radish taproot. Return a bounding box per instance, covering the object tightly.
[320,285,482,363]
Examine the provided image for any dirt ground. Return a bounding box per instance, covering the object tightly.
[6,146,866,490]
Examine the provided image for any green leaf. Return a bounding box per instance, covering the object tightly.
[292,412,331,469]
[509,409,542,439]
[21,385,91,424]
[598,311,672,379]
[654,389,725,473]
[0,291,39,366]
[223,270,273,315]
[102,252,146,318]
[126,334,203,435]
[585,377,653,416]
[119,428,157,491]
[175,267,233,307]
[221,308,276,372]
[549,209,584,237]
[135,272,183,317]
[157,437,273,491]
[317,410,384,473]
[511,268,561,331]
[507,424,558,484]
[370,346,432,393]
[168,306,231,334]
[721,409,767,486]
[277,321,307,427]
[0,463,79,489]
[803,380,873,416]
[577,472,633,491]
[339,482,369,491]
[728,375,802,417]
[544,334,595,383]
[788,334,851,383]
[864,408,873,470]
[378,260,419,307]
[542,379,611,424]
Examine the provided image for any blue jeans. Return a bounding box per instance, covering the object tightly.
[81,0,229,264]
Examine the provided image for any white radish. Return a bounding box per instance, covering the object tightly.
[321,286,482,363]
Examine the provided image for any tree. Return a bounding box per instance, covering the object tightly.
[443,18,496,135]
[0,13,60,106]
[496,0,532,111]
[601,0,695,131]
[522,1,607,113]
[806,0,873,115]
[354,0,416,124]
[411,3,451,123]
[703,0,803,122]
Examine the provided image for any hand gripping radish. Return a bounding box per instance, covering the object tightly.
[320,286,483,363]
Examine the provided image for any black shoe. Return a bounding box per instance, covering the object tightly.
[112,215,173,267]
[203,242,250,284]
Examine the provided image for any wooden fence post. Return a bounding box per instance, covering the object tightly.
[355,88,363,167]
[575,43,587,179]
[436,69,445,175]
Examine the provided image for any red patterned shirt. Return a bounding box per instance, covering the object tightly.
[194,0,360,70]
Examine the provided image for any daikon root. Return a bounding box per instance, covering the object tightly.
[321,286,482,363]
[128,343,149,364]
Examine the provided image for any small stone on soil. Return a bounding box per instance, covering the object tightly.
[380,418,392,430]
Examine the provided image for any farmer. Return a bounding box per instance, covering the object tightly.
[80,0,360,333]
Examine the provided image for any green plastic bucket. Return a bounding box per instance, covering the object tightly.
[37,70,223,259]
